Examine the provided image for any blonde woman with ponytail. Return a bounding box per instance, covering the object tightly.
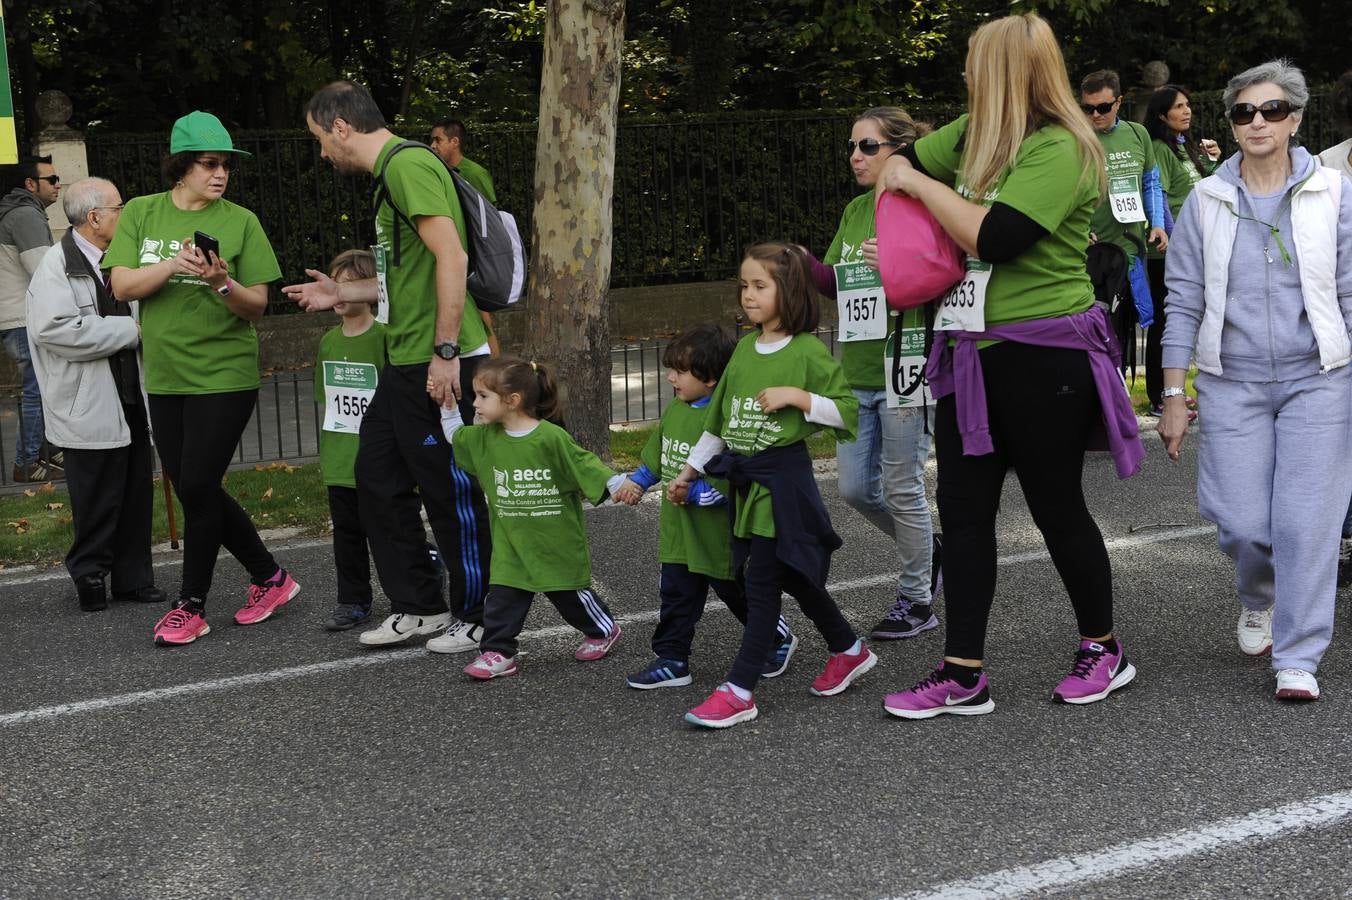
[875,13,1144,720]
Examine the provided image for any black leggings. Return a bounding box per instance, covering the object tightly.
[149,391,278,605]
[935,341,1114,660]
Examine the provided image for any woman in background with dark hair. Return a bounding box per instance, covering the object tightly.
[1142,85,1220,416]
[107,111,298,646]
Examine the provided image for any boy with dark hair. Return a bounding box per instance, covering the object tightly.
[615,323,797,689]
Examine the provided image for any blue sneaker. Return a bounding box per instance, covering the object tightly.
[324,604,371,632]
[627,657,692,690]
[761,632,799,678]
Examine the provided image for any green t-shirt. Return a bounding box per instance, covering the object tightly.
[314,321,386,488]
[640,399,733,580]
[1149,138,1211,260]
[702,332,858,539]
[915,114,1098,325]
[456,157,497,203]
[104,192,281,395]
[451,419,615,592]
[1089,119,1156,264]
[824,191,925,390]
[373,137,488,366]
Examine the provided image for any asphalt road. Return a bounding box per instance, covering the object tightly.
[3,423,1350,899]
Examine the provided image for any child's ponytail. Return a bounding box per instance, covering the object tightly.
[475,356,564,425]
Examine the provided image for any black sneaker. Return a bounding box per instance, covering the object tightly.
[325,604,371,631]
[1339,537,1352,588]
[114,585,168,604]
[870,597,939,640]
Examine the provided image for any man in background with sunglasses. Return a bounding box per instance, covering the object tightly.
[1081,70,1169,331]
[0,155,61,483]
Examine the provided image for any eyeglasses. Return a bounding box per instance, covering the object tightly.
[34,175,60,186]
[92,205,124,213]
[1080,100,1119,116]
[847,138,901,156]
[196,158,235,172]
[1228,99,1300,125]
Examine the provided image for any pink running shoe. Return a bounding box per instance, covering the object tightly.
[575,626,622,661]
[234,569,300,625]
[809,644,878,696]
[883,665,995,719]
[685,685,758,729]
[464,651,520,680]
[1052,639,1137,705]
[153,603,210,646]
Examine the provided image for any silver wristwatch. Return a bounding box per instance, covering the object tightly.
[1161,386,1186,399]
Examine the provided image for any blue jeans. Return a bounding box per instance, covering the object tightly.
[2,327,45,467]
[836,388,934,603]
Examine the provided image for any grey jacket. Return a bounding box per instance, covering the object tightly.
[26,231,144,449]
[0,188,54,330]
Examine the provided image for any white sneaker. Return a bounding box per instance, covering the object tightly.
[1275,668,1320,701]
[357,612,451,647]
[426,619,484,654]
[1236,606,1273,656]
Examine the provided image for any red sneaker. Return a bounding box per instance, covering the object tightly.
[810,644,878,696]
[685,685,758,729]
[234,569,300,625]
[464,651,520,680]
[153,603,210,645]
[575,626,621,661]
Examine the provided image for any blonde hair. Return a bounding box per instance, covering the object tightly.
[961,14,1105,201]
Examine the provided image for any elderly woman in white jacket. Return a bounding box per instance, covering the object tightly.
[26,177,164,612]
[1158,60,1352,702]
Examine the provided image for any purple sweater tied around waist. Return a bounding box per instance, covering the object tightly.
[924,306,1145,479]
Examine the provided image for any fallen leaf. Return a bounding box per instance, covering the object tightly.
[23,489,34,497]
[46,502,64,511]
[37,483,56,494]
[57,516,72,525]
[262,487,274,500]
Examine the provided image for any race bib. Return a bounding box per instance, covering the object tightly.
[372,243,391,325]
[935,258,991,332]
[321,360,378,434]
[884,327,932,410]
[834,262,886,341]
[1108,174,1146,224]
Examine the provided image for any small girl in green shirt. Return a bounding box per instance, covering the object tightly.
[439,358,626,679]
[670,242,874,729]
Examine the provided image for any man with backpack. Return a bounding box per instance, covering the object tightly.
[285,81,492,653]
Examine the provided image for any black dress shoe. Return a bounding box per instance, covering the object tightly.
[113,585,167,604]
[77,574,108,612]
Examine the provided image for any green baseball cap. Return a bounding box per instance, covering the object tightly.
[169,111,252,157]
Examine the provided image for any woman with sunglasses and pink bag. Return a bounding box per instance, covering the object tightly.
[799,108,944,647]
[1158,59,1352,702]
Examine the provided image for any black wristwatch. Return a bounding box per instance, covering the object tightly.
[434,341,461,360]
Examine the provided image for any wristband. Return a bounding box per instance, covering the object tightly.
[1161,386,1186,399]
[216,279,232,297]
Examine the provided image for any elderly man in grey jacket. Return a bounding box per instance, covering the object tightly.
[27,177,165,611]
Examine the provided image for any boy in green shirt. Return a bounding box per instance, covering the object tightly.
[613,324,797,689]
[314,250,446,631]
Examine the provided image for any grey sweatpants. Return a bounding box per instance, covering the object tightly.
[1195,368,1352,672]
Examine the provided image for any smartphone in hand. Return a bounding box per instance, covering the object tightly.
[193,231,221,265]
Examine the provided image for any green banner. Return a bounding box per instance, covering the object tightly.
[0,6,15,164]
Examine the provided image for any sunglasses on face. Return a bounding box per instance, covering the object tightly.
[847,138,901,156]
[1228,99,1300,125]
[196,158,235,173]
[1080,100,1118,116]
[35,175,59,185]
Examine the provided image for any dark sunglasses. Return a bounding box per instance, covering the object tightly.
[34,175,60,185]
[196,157,235,172]
[847,138,901,156]
[1228,99,1300,125]
[1080,100,1118,116]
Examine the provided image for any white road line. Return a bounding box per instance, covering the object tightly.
[0,523,1215,729]
[891,789,1352,899]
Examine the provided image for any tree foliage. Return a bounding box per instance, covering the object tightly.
[4,0,1337,143]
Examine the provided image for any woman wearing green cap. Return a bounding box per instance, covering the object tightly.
[105,110,300,646]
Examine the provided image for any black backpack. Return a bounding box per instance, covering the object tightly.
[371,141,526,311]
[1086,240,1136,376]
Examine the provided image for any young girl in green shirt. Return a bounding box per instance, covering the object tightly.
[671,243,874,729]
[439,358,626,679]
